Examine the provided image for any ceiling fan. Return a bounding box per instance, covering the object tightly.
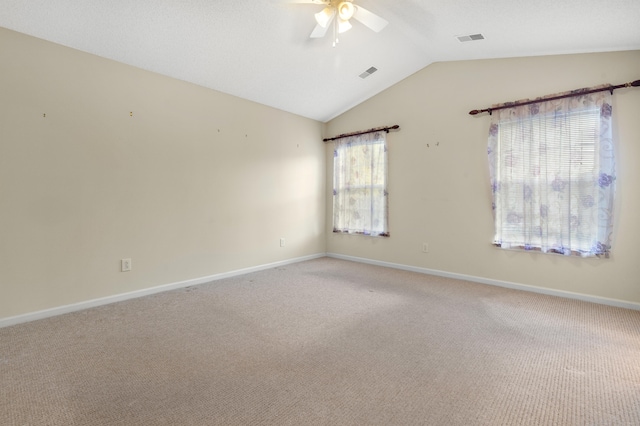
[294,0,388,46]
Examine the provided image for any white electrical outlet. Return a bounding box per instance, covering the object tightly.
[422,243,429,253]
[121,258,132,272]
[280,238,286,247]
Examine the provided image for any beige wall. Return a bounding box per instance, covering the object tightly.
[2,26,638,321]
[326,51,640,304]
[0,28,326,319]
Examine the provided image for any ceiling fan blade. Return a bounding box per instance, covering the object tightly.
[310,21,331,38]
[310,12,334,38]
[352,5,388,32]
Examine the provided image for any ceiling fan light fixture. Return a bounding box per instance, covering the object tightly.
[305,0,387,44]
[337,2,355,21]
[337,18,352,34]
[314,7,335,28]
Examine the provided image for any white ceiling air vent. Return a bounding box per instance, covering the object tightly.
[457,33,485,42]
[359,66,378,79]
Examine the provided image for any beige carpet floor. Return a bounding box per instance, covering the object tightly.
[1,257,639,425]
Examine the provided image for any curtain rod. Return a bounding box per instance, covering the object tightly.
[323,124,400,142]
[469,79,640,116]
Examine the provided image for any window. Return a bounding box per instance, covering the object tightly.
[333,131,389,236]
[487,88,615,257]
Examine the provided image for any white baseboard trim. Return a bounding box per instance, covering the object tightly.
[4,252,637,328]
[0,253,326,329]
[327,253,640,311]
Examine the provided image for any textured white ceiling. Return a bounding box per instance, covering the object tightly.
[1,0,639,122]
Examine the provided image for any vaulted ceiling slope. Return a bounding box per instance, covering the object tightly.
[1,0,639,122]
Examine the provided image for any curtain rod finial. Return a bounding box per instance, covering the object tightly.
[631,79,640,87]
[469,110,480,115]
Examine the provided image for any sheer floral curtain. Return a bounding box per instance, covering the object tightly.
[333,131,389,237]
[487,86,615,257]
